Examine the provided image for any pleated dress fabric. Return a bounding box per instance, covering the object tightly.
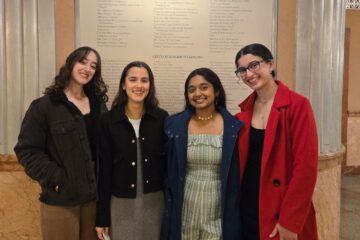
[110,119,164,240]
[181,134,223,240]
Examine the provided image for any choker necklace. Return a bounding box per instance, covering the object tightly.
[196,114,213,121]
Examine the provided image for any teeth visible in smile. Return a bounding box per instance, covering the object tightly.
[194,98,205,103]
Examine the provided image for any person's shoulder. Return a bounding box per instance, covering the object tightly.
[288,88,311,107]
[219,107,244,128]
[166,110,187,121]
[164,110,188,129]
[153,107,169,118]
[28,94,52,110]
[277,80,310,107]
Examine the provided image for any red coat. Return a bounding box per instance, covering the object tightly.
[236,81,318,240]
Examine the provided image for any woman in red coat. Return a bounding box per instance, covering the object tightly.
[234,43,318,240]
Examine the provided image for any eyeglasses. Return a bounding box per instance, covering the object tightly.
[235,60,265,78]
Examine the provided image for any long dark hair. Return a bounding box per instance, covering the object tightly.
[111,61,159,110]
[184,67,226,111]
[235,43,275,78]
[44,46,108,102]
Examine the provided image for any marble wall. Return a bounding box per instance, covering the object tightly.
[315,149,344,240]
[345,114,360,173]
[0,155,41,240]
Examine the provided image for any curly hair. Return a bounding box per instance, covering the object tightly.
[44,46,108,102]
[111,61,159,110]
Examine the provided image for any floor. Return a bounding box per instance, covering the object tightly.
[340,175,360,240]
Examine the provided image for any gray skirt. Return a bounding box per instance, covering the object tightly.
[110,191,164,240]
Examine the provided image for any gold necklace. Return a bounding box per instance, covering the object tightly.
[196,114,213,121]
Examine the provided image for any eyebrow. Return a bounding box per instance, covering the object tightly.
[188,82,209,88]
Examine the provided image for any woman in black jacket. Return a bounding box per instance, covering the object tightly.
[14,46,108,240]
[95,61,168,240]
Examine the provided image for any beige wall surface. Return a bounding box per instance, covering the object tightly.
[54,0,297,89]
[346,10,360,112]
[276,0,296,89]
[55,0,75,71]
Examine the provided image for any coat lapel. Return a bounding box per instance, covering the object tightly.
[261,81,290,176]
[261,106,280,174]
[237,81,290,182]
[221,109,243,181]
[237,92,255,182]
[173,110,191,180]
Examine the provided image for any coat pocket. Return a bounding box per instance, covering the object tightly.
[50,120,79,151]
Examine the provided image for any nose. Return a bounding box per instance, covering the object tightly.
[194,88,202,96]
[84,64,91,71]
[135,80,142,87]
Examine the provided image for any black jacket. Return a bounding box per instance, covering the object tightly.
[14,91,107,206]
[96,105,168,227]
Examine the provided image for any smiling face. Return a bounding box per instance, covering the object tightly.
[70,51,98,87]
[122,66,150,104]
[187,75,217,111]
[236,53,274,91]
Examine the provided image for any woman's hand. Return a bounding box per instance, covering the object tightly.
[269,223,297,240]
[95,226,110,240]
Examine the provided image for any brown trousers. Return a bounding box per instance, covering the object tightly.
[40,201,97,240]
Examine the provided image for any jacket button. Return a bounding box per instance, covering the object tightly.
[276,213,280,219]
[131,139,136,143]
[131,162,136,166]
[146,180,149,184]
[130,184,135,188]
[141,137,145,140]
[273,179,281,187]
[144,158,148,162]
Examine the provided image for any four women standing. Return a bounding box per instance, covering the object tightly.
[15,44,319,240]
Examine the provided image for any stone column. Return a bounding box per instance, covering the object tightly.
[295,0,346,239]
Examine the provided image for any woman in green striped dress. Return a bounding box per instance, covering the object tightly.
[161,68,243,240]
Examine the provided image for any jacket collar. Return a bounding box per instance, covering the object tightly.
[49,89,101,116]
[168,107,243,134]
[109,105,161,124]
[239,80,290,111]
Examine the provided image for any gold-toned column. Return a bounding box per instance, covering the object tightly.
[295,0,346,239]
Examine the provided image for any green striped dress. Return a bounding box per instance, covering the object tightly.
[182,134,223,240]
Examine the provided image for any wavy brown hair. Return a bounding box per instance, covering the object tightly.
[44,46,108,102]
